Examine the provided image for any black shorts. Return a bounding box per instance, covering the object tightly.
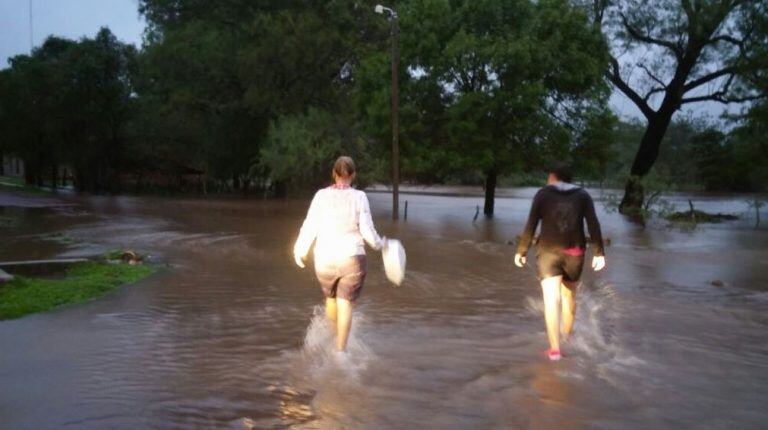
[537,250,585,283]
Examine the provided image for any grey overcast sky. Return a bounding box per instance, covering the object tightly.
[0,0,144,67]
[0,0,732,121]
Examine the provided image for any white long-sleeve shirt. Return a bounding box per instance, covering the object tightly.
[294,186,383,265]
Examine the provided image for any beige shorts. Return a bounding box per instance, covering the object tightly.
[315,255,367,302]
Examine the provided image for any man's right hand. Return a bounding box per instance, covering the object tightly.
[514,253,526,268]
[592,255,606,271]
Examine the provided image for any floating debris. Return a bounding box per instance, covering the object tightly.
[105,250,144,265]
[665,200,739,223]
[666,210,739,223]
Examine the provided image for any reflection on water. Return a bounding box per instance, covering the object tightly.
[0,189,767,429]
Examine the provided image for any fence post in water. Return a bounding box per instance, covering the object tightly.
[688,200,696,223]
[404,200,408,220]
[473,205,480,221]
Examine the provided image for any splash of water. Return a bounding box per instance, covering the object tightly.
[523,281,640,365]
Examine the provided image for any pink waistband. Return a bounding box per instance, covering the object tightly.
[562,247,585,256]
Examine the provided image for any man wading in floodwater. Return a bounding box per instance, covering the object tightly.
[514,163,606,361]
[293,156,384,354]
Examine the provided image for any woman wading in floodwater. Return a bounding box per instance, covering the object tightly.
[293,156,384,352]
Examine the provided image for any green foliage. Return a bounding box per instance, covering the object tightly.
[353,0,610,214]
[1,0,766,201]
[259,109,343,191]
[572,109,617,181]
[0,176,25,188]
[0,175,53,196]
[258,109,384,192]
[730,102,768,191]
[0,262,154,320]
[134,0,381,190]
[604,114,768,193]
[594,0,768,212]
[0,29,136,192]
[394,0,608,177]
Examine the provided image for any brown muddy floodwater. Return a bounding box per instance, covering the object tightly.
[1,187,767,429]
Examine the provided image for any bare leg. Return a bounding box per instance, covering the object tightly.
[560,281,577,338]
[325,297,337,327]
[335,298,353,351]
[541,276,563,352]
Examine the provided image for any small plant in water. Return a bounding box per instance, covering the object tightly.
[601,189,676,222]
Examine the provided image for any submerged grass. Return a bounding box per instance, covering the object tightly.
[0,175,24,188]
[0,175,54,196]
[0,262,154,320]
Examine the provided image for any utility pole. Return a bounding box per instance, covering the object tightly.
[375,4,400,220]
[390,11,400,220]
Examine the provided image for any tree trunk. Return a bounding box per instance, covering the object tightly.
[51,164,58,190]
[483,170,497,218]
[619,112,673,215]
[273,180,288,199]
[24,159,36,185]
[232,173,241,191]
[0,150,4,176]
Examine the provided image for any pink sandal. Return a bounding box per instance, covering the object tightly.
[546,349,562,361]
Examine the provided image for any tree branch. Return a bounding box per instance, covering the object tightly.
[643,86,666,102]
[620,13,683,59]
[706,34,744,48]
[638,63,667,88]
[592,0,609,26]
[541,104,576,131]
[681,93,766,104]
[682,72,764,105]
[683,67,737,93]
[606,56,655,119]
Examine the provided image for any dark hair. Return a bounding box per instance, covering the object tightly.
[549,162,573,183]
[332,156,356,181]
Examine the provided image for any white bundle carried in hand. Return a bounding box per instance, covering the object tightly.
[382,239,406,286]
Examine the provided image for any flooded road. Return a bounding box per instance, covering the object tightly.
[1,188,767,429]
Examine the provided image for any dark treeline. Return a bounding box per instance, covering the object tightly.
[0,30,137,191]
[0,0,766,215]
[608,115,768,193]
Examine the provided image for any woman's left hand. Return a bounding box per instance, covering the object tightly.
[294,254,306,269]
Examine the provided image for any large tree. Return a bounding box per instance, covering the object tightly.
[137,0,381,193]
[371,0,608,217]
[1,37,82,188]
[0,29,137,191]
[593,0,768,214]
[66,28,138,191]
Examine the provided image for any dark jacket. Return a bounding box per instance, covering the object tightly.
[517,183,605,257]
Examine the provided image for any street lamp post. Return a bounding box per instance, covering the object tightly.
[375,4,400,220]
